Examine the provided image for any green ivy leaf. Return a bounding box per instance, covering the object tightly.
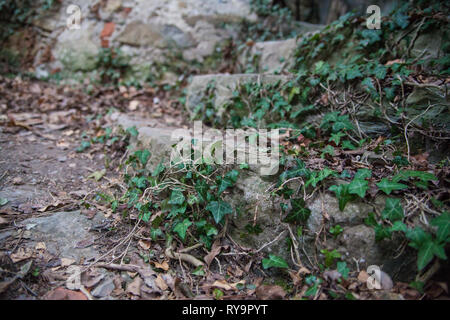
[330,225,343,237]
[382,198,404,221]
[76,140,91,153]
[348,178,369,198]
[131,176,147,189]
[332,115,354,132]
[206,200,233,224]
[195,179,209,201]
[218,170,239,194]
[126,126,139,137]
[376,178,408,195]
[345,65,363,80]
[390,220,407,233]
[142,211,151,223]
[375,225,392,241]
[305,168,335,188]
[362,77,376,92]
[192,266,205,276]
[134,150,151,166]
[329,132,346,146]
[416,240,446,271]
[168,190,185,205]
[152,161,165,177]
[392,170,438,183]
[406,227,432,250]
[430,212,450,243]
[374,64,387,80]
[239,163,249,170]
[173,218,192,241]
[365,212,378,227]
[393,10,409,29]
[262,254,289,269]
[337,261,349,279]
[314,61,331,76]
[360,29,381,46]
[341,140,356,150]
[321,249,341,268]
[0,198,8,206]
[305,281,320,297]
[321,145,335,157]
[279,159,310,182]
[213,288,224,300]
[284,198,311,223]
[354,168,372,180]
[168,203,187,219]
[150,228,163,240]
[329,184,353,211]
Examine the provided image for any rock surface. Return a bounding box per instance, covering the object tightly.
[91,278,115,298]
[17,211,105,263]
[185,73,292,121]
[238,23,322,73]
[19,0,256,78]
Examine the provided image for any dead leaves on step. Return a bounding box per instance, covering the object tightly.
[256,285,287,300]
[44,287,88,300]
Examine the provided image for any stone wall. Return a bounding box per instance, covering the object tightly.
[27,0,256,81]
[6,0,402,82]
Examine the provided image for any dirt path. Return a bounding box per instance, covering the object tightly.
[0,76,184,299]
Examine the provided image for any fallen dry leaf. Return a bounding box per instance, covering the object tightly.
[112,275,125,297]
[204,240,222,268]
[256,285,286,300]
[212,280,233,291]
[81,271,105,289]
[81,208,97,220]
[288,270,303,286]
[386,58,405,66]
[0,278,16,294]
[60,258,75,267]
[155,274,168,291]
[128,100,139,111]
[44,287,88,300]
[12,177,23,185]
[358,270,369,283]
[152,260,169,271]
[38,201,63,212]
[138,239,151,250]
[126,276,143,296]
[10,247,33,263]
[212,279,245,292]
[35,242,46,250]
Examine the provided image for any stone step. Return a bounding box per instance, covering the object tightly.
[238,22,323,74]
[185,73,292,122]
[110,113,180,172]
[110,112,279,175]
[109,113,413,277]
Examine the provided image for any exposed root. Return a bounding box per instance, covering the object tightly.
[165,242,205,268]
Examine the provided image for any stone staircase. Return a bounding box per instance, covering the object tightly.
[109,17,411,278]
